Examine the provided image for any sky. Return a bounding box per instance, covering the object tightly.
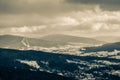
[0,0,120,37]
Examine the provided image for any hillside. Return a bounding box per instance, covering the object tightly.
[0,48,120,80]
[0,34,104,50]
[81,42,120,52]
[0,67,73,80]
[41,34,104,44]
[0,35,67,49]
[94,36,120,43]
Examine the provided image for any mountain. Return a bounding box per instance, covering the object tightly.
[81,42,120,52]
[0,34,104,50]
[0,35,23,49]
[0,67,74,80]
[0,48,119,80]
[94,36,120,43]
[40,34,104,44]
[0,35,67,49]
[0,48,77,80]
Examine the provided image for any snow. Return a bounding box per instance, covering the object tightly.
[16,59,40,69]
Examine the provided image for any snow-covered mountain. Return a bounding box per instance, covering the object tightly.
[0,48,119,80]
[0,34,104,53]
[0,35,120,80]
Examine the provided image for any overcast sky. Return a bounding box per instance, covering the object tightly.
[0,0,120,37]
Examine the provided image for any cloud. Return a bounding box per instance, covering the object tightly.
[65,0,120,10]
[71,7,120,31]
[0,1,120,37]
[56,6,120,37]
[66,0,120,4]
[53,16,79,26]
[0,0,120,17]
[1,7,120,37]
[0,0,65,15]
[92,23,110,31]
[2,0,119,16]
[10,25,47,33]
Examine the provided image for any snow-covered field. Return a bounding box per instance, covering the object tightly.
[0,42,120,80]
[12,49,120,80]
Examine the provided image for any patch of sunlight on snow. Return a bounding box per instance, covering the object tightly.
[16,59,40,69]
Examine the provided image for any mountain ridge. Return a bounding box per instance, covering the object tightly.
[40,34,104,44]
[81,42,120,52]
[0,34,104,49]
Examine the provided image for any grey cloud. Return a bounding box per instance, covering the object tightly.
[0,0,120,15]
[0,14,47,27]
[0,0,64,15]
[65,0,120,10]
[66,0,120,4]
[0,0,120,37]
[0,0,98,15]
